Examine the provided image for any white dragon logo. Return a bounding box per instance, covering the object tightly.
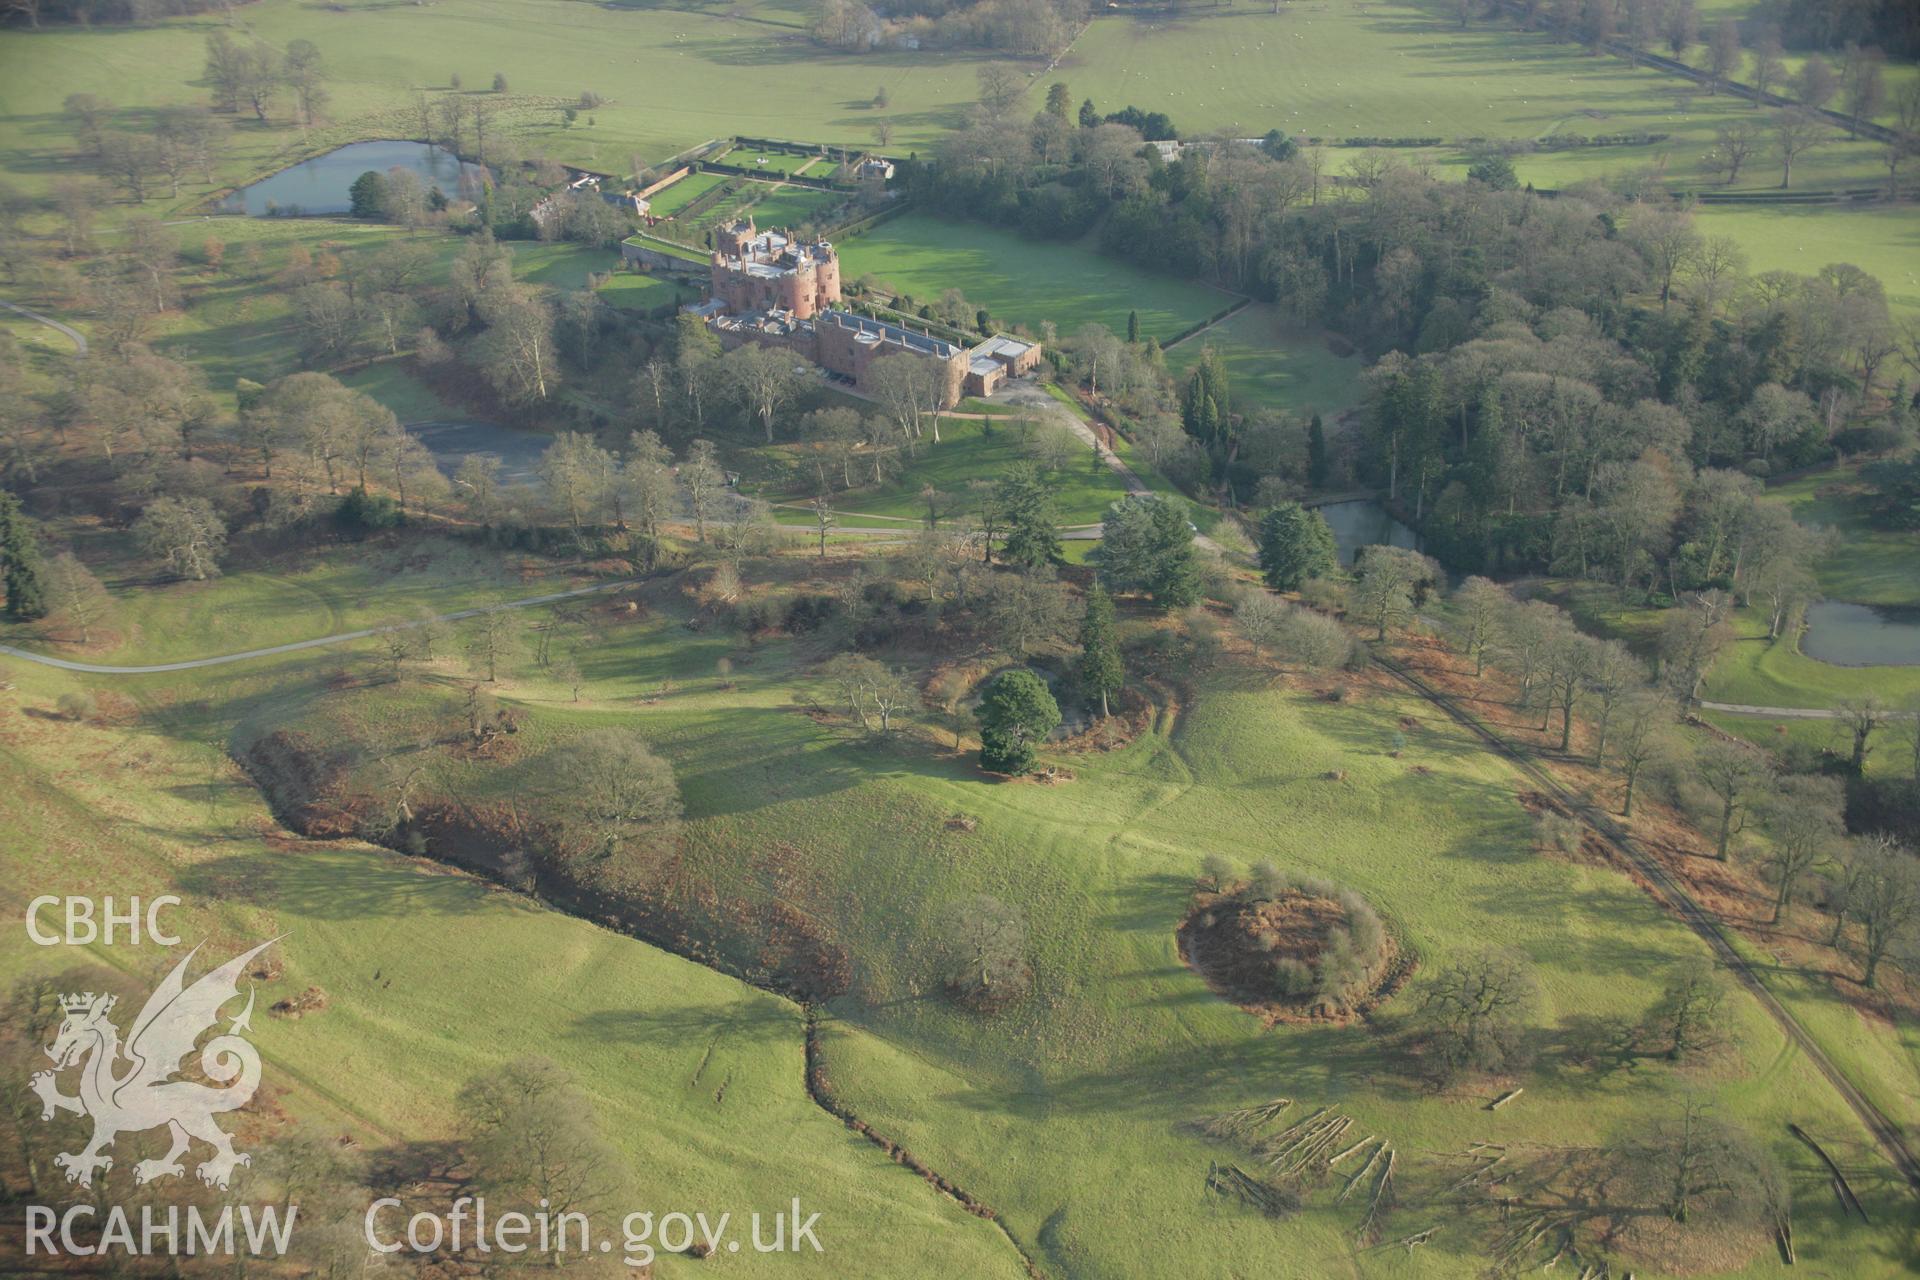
[32,939,279,1191]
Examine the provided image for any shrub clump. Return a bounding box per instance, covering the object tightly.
[1180,863,1396,1019]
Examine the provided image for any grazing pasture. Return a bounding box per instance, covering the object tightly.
[0,0,1016,211]
[86,578,1906,1280]
[1050,2,1896,192]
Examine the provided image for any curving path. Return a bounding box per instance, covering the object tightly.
[0,578,640,676]
[0,299,87,356]
[1698,700,1845,720]
[1700,700,1918,721]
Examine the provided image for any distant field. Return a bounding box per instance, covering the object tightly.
[1163,303,1364,420]
[1050,2,1895,192]
[0,0,1020,214]
[1692,205,1920,321]
[838,215,1230,341]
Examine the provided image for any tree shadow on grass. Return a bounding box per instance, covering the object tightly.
[928,1019,1417,1121]
[175,846,508,922]
[568,998,798,1052]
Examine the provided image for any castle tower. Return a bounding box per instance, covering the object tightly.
[716,215,756,260]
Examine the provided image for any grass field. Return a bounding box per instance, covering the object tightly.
[1692,206,1920,322]
[0,661,1024,1279]
[754,417,1135,525]
[0,0,1022,215]
[838,215,1232,342]
[1164,304,1365,419]
[1048,1,1897,192]
[722,147,828,177]
[730,182,844,232]
[336,360,462,422]
[163,569,1920,1277]
[1703,616,1920,709]
[1,530,1916,1276]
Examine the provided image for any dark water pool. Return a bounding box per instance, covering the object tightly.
[1800,601,1920,667]
[218,141,486,216]
[1313,499,1420,565]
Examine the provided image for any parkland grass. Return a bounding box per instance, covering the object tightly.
[0,0,1023,212]
[1694,206,1920,322]
[755,417,1135,525]
[4,533,1918,1276]
[838,215,1232,342]
[1164,303,1365,419]
[1049,0,1897,192]
[0,697,1025,1280]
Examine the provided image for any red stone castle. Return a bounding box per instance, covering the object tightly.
[710,218,842,320]
[698,216,1041,407]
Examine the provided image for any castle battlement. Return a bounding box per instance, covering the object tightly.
[709,216,842,320]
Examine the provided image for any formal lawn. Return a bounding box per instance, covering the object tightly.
[838,214,1232,341]
[733,182,844,232]
[722,146,828,176]
[598,270,690,314]
[649,170,735,217]
[1163,304,1365,419]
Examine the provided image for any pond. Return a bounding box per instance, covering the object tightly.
[408,420,550,488]
[1800,601,1920,667]
[1313,500,1420,565]
[218,141,487,216]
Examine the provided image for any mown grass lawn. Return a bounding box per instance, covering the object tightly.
[649,170,734,217]
[598,270,690,314]
[730,182,843,232]
[1702,614,1920,708]
[837,215,1231,341]
[723,147,827,177]
[1163,303,1364,419]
